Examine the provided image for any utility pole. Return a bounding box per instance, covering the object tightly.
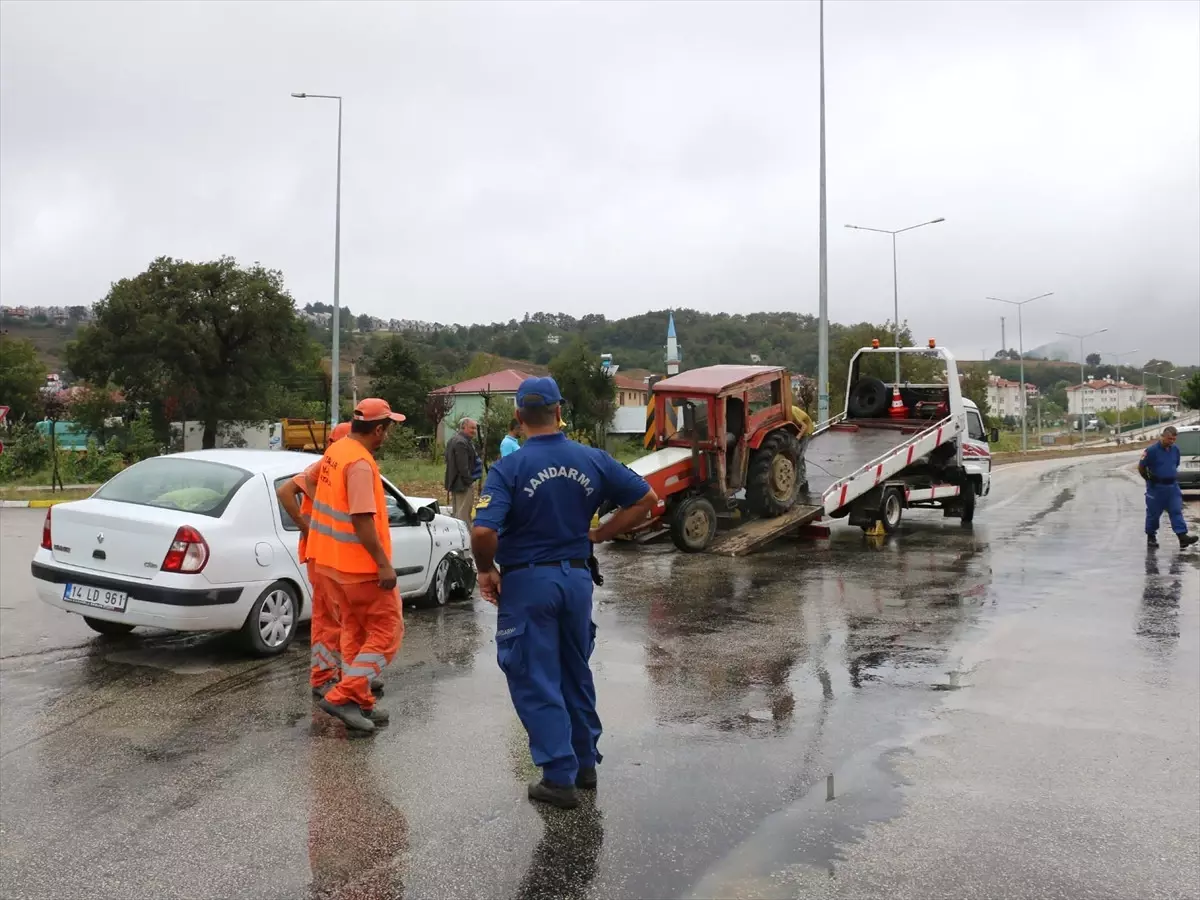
[989,293,1052,453]
[816,0,829,425]
[1000,317,1006,357]
[351,362,358,408]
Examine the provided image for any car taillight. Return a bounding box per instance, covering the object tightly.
[161,525,209,573]
[41,508,52,550]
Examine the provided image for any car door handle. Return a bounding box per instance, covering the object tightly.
[394,566,424,577]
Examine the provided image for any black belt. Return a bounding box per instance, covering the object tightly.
[499,559,588,575]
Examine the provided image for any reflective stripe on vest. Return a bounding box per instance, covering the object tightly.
[307,439,391,574]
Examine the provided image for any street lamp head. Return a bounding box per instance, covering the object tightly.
[931,217,946,224]
[290,92,307,98]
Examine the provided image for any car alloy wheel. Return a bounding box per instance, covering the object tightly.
[433,557,451,606]
[258,588,296,648]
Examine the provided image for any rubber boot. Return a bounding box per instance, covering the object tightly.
[312,680,337,699]
[371,677,385,696]
[528,779,580,809]
[1180,533,1199,550]
[363,706,390,726]
[1147,533,1159,548]
[576,767,598,790]
[318,698,376,733]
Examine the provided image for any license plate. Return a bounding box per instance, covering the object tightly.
[63,583,128,612]
[1185,459,1200,469]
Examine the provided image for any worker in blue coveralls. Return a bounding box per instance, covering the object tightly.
[471,376,658,809]
[1139,426,1198,550]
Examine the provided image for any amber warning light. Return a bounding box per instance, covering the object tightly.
[928,338,936,348]
[871,339,880,348]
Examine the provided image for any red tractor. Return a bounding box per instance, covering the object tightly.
[620,365,808,552]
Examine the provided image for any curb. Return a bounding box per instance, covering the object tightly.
[0,499,73,509]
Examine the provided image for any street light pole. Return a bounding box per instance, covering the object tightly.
[987,292,1053,452]
[817,0,829,425]
[292,91,344,431]
[845,217,945,384]
[1057,328,1108,443]
[1101,348,1138,438]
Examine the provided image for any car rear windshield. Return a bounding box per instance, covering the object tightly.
[1176,431,1200,457]
[94,457,253,517]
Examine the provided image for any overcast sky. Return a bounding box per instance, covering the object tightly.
[2,0,1198,366]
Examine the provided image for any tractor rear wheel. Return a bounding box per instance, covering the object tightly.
[670,496,718,553]
[746,430,802,518]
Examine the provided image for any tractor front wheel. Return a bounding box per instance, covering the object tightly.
[670,496,718,553]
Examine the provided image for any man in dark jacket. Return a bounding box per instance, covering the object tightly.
[445,418,480,522]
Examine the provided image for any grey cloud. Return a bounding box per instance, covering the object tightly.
[1,0,1196,365]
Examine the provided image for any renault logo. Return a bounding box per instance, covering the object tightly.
[96,532,105,544]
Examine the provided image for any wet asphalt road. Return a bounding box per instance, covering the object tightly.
[1,452,1198,900]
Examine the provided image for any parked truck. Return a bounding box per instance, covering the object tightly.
[608,340,995,554]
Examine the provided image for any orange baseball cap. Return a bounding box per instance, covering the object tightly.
[330,422,352,441]
[353,398,406,423]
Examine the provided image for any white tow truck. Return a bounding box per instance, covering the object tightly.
[620,341,996,556]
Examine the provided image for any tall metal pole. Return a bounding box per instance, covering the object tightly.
[332,97,343,429]
[988,293,1052,452]
[817,0,829,424]
[1058,327,1107,444]
[845,218,944,385]
[891,232,900,384]
[291,91,344,431]
[1102,349,1138,438]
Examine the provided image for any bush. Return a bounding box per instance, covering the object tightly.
[73,439,125,483]
[0,424,51,480]
[378,425,420,460]
[122,417,163,463]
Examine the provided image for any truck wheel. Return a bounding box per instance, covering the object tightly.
[747,431,801,517]
[960,482,976,525]
[848,377,889,418]
[670,496,717,553]
[879,487,904,533]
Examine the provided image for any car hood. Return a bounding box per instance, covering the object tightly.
[429,510,469,550]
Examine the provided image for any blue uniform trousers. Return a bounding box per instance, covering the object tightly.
[1146,482,1186,535]
[495,564,602,786]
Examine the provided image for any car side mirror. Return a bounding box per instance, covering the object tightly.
[416,505,435,523]
[989,427,1000,443]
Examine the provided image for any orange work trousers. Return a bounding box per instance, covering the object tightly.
[307,560,342,690]
[317,573,403,711]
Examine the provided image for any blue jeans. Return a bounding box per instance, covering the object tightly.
[495,564,601,786]
[1146,483,1186,536]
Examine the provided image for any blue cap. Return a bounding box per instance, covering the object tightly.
[516,376,563,408]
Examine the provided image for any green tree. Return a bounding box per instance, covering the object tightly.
[365,336,435,432]
[959,367,991,421]
[68,256,312,449]
[549,338,616,441]
[1181,372,1200,410]
[0,335,46,424]
[1085,352,1101,367]
[68,384,121,442]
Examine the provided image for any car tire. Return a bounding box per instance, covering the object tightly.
[430,557,452,606]
[746,430,802,518]
[670,495,718,553]
[848,377,889,419]
[240,581,300,657]
[83,616,136,637]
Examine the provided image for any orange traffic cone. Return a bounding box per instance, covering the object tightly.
[888,386,908,419]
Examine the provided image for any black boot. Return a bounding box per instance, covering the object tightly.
[362,706,390,725]
[528,779,580,809]
[576,767,598,790]
[1148,533,1159,548]
[317,698,376,733]
[1180,533,1199,550]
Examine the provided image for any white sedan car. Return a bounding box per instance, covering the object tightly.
[31,450,476,656]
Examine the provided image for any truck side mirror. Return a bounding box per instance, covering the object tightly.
[989,427,1000,443]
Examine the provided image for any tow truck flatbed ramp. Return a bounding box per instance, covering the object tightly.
[706,502,824,557]
[805,419,930,497]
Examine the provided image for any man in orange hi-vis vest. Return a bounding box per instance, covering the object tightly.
[277,421,366,700]
[307,398,407,733]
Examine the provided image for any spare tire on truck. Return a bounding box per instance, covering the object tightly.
[746,430,802,518]
[848,377,889,418]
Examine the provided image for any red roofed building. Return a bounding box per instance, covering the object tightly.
[429,369,533,442]
[1065,379,1144,416]
[986,374,1039,419]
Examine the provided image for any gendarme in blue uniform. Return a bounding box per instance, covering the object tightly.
[473,377,649,788]
[1141,439,1186,537]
